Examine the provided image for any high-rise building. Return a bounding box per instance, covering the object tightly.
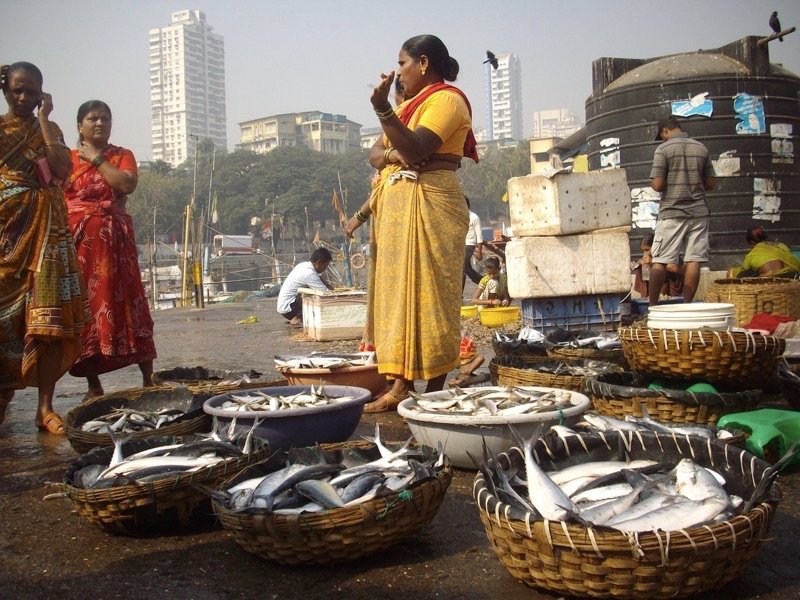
[532,108,583,139]
[484,52,523,141]
[149,10,227,167]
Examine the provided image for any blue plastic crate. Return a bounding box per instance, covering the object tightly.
[521,294,623,333]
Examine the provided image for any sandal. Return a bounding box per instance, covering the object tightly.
[363,390,408,413]
[36,412,65,435]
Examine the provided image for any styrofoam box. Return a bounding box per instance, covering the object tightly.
[508,170,631,236]
[299,288,367,341]
[506,228,632,298]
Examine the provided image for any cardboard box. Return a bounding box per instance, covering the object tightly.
[299,288,367,341]
[506,228,632,298]
[508,170,631,236]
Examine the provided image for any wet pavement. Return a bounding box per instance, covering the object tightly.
[2,298,800,599]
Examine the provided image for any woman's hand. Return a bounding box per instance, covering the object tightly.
[78,140,104,164]
[345,216,363,238]
[370,71,395,111]
[37,92,53,120]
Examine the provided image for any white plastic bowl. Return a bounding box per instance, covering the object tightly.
[397,386,591,469]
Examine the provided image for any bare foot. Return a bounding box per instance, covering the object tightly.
[459,354,485,375]
[0,390,14,425]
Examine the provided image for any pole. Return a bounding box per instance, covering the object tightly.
[180,204,193,306]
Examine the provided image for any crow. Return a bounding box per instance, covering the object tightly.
[769,11,783,42]
[483,50,499,70]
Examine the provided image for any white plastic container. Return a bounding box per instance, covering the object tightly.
[508,170,631,236]
[506,228,632,298]
[299,288,367,341]
[397,387,591,469]
[647,302,735,330]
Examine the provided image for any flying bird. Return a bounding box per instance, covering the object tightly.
[483,50,499,70]
[769,11,783,42]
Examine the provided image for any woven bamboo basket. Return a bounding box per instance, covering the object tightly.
[473,430,780,599]
[618,326,785,388]
[491,337,549,369]
[547,346,629,369]
[704,277,800,326]
[493,360,622,392]
[212,440,452,565]
[65,379,285,454]
[582,372,762,425]
[62,436,269,536]
[153,365,264,386]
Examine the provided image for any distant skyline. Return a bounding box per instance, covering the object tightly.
[4,0,798,162]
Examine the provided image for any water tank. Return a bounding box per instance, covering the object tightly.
[585,36,800,270]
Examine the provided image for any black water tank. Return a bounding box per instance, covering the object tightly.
[585,36,800,270]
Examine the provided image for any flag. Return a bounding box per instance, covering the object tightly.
[331,189,347,228]
[501,191,508,202]
[211,191,219,224]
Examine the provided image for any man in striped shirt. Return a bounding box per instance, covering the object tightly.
[648,116,716,305]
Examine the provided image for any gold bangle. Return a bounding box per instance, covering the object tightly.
[377,112,395,122]
[354,210,367,223]
[44,141,60,147]
[374,106,394,117]
[383,147,394,163]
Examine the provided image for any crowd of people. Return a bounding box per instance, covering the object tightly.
[0,62,156,433]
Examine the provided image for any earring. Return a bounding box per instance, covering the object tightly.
[420,66,427,75]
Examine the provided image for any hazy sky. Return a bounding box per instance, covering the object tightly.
[4,0,798,161]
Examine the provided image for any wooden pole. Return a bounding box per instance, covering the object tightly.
[758,27,796,46]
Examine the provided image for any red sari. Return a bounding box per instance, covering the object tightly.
[63,145,156,376]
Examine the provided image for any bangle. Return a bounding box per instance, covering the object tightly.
[44,141,60,147]
[377,111,395,122]
[91,155,106,168]
[354,210,368,224]
[383,147,394,163]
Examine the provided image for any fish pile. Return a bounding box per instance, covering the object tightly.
[81,407,187,433]
[404,386,575,417]
[275,351,376,370]
[526,360,621,377]
[216,384,356,413]
[213,425,445,514]
[547,329,621,351]
[481,431,744,532]
[576,409,736,442]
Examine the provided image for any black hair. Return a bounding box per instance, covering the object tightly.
[464,195,470,209]
[484,256,501,270]
[1,61,43,91]
[76,100,112,143]
[641,232,655,247]
[746,226,768,244]
[310,248,332,263]
[402,35,459,81]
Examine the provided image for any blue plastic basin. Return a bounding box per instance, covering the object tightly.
[203,385,371,451]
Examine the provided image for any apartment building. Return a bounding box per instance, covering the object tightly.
[238,112,362,155]
[484,52,523,141]
[149,10,227,166]
[532,108,583,139]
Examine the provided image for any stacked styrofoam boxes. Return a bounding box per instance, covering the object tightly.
[505,170,632,332]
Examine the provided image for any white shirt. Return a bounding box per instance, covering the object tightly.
[465,211,483,246]
[276,261,328,313]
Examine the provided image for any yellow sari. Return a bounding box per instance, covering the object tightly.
[0,115,88,391]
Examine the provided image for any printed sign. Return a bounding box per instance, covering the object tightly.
[671,92,713,117]
[733,93,766,134]
[712,150,741,177]
[752,178,780,222]
[600,137,620,169]
[630,187,661,229]
[770,123,794,164]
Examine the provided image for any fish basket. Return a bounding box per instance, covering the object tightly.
[62,436,269,536]
[547,346,629,369]
[618,325,785,388]
[582,372,762,426]
[480,306,521,327]
[212,440,452,565]
[491,337,550,369]
[703,277,800,326]
[65,379,285,455]
[473,430,780,599]
[152,365,264,387]
[493,359,623,392]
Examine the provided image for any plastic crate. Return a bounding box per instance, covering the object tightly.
[521,294,622,333]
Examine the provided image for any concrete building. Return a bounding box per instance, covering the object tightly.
[484,52,523,141]
[149,10,227,167]
[532,108,583,139]
[237,112,362,155]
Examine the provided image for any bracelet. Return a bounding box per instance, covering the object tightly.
[354,210,368,224]
[374,105,394,117]
[377,111,395,122]
[91,155,106,168]
[44,141,60,147]
[383,147,394,163]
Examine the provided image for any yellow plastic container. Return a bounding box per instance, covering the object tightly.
[479,306,521,327]
[460,305,478,318]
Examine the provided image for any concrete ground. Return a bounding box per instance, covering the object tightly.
[1,295,800,599]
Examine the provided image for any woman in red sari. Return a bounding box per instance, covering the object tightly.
[63,100,156,399]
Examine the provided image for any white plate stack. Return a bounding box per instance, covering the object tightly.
[647,302,736,330]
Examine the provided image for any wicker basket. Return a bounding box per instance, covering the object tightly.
[213,440,452,565]
[473,430,780,599]
[62,437,268,536]
[704,277,800,326]
[493,359,622,392]
[153,366,264,386]
[582,372,762,425]
[618,326,785,388]
[547,345,628,369]
[491,337,549,369]
[65,379,286,454]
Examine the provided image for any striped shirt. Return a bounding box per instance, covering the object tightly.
[650,132,715,219]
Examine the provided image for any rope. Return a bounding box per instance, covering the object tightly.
[378,489,412,520]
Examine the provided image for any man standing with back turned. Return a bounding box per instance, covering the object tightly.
[648,115,716,306]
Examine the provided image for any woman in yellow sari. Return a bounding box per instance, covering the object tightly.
[0,62,88,434]
[728,226,800,278]
[358,34,478,412]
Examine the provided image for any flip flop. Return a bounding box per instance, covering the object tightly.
[363,390,407,413]
[36,412,65,435]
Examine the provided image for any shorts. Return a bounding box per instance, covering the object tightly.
[651,217,709,264]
